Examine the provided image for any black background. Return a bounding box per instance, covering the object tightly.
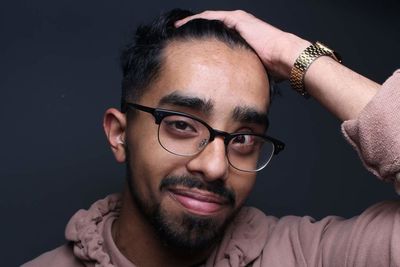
[1,0,399,266]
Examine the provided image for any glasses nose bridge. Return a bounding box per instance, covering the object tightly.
[208,128,231,146]
[153,110,165,124]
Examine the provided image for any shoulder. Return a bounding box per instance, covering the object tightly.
[21,243,84,267]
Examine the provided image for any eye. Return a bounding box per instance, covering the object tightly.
[229,134,258,155]
[171,121,195,132]
[170,121,192,131]
[232,134,254,145]
[162,116,200,138]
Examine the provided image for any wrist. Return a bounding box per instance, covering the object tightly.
[265,33,311,80]
[290,42,342,97]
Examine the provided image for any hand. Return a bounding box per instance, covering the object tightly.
[177,10,379,121]
[175,10,311,80]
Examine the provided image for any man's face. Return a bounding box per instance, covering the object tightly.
[125,39,270,249]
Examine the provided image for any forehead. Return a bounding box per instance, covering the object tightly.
[141,39,270,115]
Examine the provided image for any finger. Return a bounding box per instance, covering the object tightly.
[175,11,227,26]
[175,10,236,28]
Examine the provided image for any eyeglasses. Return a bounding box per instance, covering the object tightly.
[123,103,285,172]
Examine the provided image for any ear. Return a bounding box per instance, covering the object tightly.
[103,108,127,163]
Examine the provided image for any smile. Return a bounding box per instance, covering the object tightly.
[167,187,228,216]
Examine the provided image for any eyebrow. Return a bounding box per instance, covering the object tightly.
[232,106,269,129]
[158,91,214,115]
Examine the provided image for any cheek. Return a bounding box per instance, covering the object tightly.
[229,172,256,207]
[126,127,188,197]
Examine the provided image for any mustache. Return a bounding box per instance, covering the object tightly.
[159,175,236,206]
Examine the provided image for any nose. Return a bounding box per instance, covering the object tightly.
[186,138,229,182]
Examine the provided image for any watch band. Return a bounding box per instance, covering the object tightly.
[290,42,341,97]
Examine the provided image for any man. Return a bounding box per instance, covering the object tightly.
[23,9,400,267]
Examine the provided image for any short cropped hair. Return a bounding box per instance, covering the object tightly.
[119,8,257,111]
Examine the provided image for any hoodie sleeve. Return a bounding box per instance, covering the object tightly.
[341,69,400,192]
[250,71,400,267]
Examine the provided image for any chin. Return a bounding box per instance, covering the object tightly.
[152,203,233,250]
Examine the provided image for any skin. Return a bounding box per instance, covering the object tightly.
[176,10,380,121]
[101,9,382,267]
[103,39,270,267]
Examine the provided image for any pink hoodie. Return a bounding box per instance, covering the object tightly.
[23,70,400,267]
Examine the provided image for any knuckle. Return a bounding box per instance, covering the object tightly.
[202,10,213,16]
[233,10,247,16]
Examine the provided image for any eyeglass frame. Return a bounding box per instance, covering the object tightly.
[121,102,285,172]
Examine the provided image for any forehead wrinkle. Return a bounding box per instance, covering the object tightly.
[158,91,214,115]
[232,106,269,128]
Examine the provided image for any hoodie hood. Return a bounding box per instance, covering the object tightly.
[64,194,274,267]
[65,194,122,267]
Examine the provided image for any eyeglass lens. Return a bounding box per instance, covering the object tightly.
[157,114,274,172]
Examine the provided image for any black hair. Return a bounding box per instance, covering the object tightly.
[120,8,257,111]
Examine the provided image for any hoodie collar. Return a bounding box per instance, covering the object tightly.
[65,194,270,267]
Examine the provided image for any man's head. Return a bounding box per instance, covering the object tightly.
[104,9,270,251]
[119,9,257,107]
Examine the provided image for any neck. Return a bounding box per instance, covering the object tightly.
[112,187,214,267]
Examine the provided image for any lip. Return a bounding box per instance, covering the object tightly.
[168,187,227,216]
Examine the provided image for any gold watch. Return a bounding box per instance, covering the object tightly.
[290,41,342,97]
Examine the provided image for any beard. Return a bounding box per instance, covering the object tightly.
[125,151,237,251]
[149,197,226,250]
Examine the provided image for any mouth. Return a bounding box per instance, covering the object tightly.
[167,187,228,216]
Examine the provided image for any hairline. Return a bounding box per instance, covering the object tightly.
[131,36,261,104]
